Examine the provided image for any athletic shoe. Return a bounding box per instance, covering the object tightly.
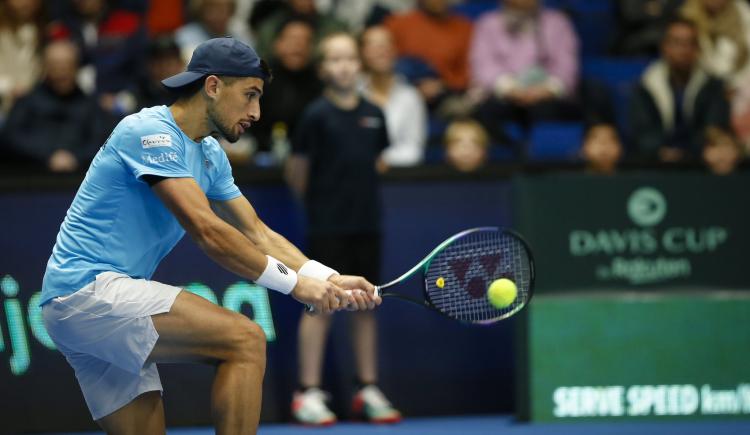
[351,385,402,424]
[291,388,337,426]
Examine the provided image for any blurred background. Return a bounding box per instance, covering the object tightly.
[0,0,749,433]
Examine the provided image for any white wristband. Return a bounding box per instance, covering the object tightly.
[256,255,297,295]
[298,260,339,281]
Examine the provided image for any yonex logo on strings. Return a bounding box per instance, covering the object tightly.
[447,254,505,298]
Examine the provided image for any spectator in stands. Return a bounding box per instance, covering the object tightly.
[175,0,248,63]
[469,0,580,151]
[580,124,623,174]
[285,32,400,427]
[0,0,46,115]
[361,25,426,167]
[253,0,348,59]
[324,0,416,32]
[384,0,473,106]
[444,118,490,172]
[703,126,744,174]
[133,35,184,110]
[3,40,112,172]
[145,0,184,36]
[247,16,321,162]
[613,0,684,57]
[681,0,750,152]
[629,17,731,163]
[47,0,147,115]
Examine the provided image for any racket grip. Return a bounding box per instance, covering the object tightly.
[304,290,353,313]
[304,288,382,313]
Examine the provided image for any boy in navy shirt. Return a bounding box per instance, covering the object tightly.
[286,32,401,425]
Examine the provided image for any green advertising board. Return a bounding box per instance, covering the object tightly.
[514,172,749,292]
[518,292,750,421]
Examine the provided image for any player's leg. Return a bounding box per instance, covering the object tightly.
[145,289,267,435]
[95,391,165,435]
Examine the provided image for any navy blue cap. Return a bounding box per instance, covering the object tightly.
[162,37,269,88]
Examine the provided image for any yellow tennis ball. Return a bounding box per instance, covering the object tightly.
[487,278,517,308]
[436,277,445,288]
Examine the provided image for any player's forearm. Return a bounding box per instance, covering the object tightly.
[251,224,309,271]
[193,217,270,281]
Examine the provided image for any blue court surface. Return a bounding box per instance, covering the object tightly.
[39,415,750,435]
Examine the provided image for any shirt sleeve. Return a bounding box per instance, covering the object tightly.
[207,147,242,201]
[117,120,193,181]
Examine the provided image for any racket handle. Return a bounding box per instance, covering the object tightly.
[305,289,353,313]
[304,288,380,313]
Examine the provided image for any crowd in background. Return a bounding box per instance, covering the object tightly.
[0,0,749,176]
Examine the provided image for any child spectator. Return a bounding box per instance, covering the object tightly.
[285,32,400,426]
[703,126,744,174]
[581,124,623,175]
[444,118,490,172]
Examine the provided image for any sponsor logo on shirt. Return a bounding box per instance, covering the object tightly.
[141,134,172,149]
[359,116,382,129]
[142,152,179,165]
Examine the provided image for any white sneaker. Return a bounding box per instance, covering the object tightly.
[291,387,337,426]
[351,385,402,424]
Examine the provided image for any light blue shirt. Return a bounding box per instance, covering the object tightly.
[41,106,241,305]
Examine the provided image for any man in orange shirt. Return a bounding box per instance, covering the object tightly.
[384,0,472,105]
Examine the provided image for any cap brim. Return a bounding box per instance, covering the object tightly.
[161,71,206,89]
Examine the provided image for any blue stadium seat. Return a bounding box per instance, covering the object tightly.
[527,122,584,161]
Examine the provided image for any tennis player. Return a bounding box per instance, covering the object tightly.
[40,37,380,435]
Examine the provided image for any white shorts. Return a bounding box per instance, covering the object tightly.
[42,271,182,420]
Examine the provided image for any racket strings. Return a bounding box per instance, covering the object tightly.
[424,230,532,324]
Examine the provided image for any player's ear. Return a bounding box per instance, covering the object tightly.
[204,75,221,99]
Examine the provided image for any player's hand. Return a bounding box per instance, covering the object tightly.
[328,274,382,310]
[291,276,351,315]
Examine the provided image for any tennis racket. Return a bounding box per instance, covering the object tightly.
[307,227,534,325]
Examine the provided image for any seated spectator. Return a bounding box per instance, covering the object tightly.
[47,0,147,113]
[324,0,415,32]
[3,40,113,172]
[247,16,321,164]
[681,0,750,152]
[253,0,348,59]
[581,124,623,175]
[175,0,248,63]
[703,126,744,174]
[629,17,731,163]
[444,118,489,172]
[384,0,472,106]
[361,25,426,167]
[0,0,46,115]
[613,0,684,57]
[146,0,184,36]
[470,0,580,150]
[133,35,184,109]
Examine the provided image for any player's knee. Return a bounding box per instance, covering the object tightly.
[226,314,266,364]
